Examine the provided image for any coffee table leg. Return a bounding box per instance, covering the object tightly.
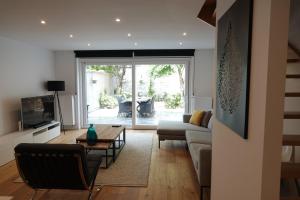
[123,128,126,144]
[105,149,108,168]
[112,142,116,162]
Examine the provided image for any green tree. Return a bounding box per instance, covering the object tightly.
[148,79,155,97]
[89,65,127,94]
[150,64,175,78]
[150,64,185,96]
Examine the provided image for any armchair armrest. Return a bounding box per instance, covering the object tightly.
[183,114,192,123]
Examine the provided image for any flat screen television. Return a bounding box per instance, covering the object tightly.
[21,95,55,129]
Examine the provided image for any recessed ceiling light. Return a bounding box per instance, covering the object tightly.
[40,20,46,24]
[182,32,187,36]
[127,33,132,37]
[179,42,183,46]
[115,18,121,22]
[134,42,138,46]
[69,34,73,38]
[88,43,91,46]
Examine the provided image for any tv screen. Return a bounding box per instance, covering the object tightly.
[21,95,55,128]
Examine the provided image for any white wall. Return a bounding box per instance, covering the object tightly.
[54,51,76,94]
[0,36,55,135]
[192,49,213,97]
[86,71,111,111]
[190,49,214,111]
[211,0,290,200]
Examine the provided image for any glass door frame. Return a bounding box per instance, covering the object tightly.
[79,57,191,129]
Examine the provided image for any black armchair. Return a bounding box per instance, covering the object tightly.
[14,143,102,200]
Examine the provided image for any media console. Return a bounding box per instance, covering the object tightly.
[0,121,60,166]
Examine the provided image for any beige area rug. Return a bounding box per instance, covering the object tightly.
[95,132,153,187]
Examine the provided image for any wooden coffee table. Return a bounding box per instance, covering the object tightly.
[76,125,126,168]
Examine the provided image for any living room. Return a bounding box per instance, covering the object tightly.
[0,0,299,200]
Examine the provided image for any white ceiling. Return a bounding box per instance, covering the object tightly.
[0,0,215,50]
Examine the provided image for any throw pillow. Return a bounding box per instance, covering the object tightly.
[189,110,204,126]
[200,111,212,128]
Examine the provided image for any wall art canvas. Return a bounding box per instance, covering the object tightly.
[216,0,253,139]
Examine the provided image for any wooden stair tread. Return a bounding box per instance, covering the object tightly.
[286,74,300,79]
[283,135,300,146]
[285,92,300,97]
[281,197,300,200]
[284,112,300,119]
[287,58,300,63]
[281,162,300,179]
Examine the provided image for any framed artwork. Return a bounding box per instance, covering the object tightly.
[216,0,253,139]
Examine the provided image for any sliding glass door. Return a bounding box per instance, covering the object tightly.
[135,63,187,127]
[82,61,133,127]
[81,58,189,128]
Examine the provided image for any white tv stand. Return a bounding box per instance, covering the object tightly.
[0,121,60,166]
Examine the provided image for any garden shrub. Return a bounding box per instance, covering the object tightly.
[165,93,183,109]
[99,92,117,109]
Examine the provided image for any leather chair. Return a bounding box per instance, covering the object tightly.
[14,143,102,200]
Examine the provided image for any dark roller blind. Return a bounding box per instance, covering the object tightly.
[74,50,133,58]
[74,49,195,58]
[134,49,195,57]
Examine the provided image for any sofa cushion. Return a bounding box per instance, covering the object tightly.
[188,142,211,185]
[200,111,212,128]
[189,143,211,169]
[183,123,210,132]
[157,120,210,136]
[157,120,186,136]
[189,110,204,126]
[183,114,192,123]
[186,130,212,145]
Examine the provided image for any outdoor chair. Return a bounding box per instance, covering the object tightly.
[137,96,155,117]
[14,143,102,200]
[116,96,132,117]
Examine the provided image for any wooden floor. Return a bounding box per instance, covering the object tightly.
[0,129,207,200]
